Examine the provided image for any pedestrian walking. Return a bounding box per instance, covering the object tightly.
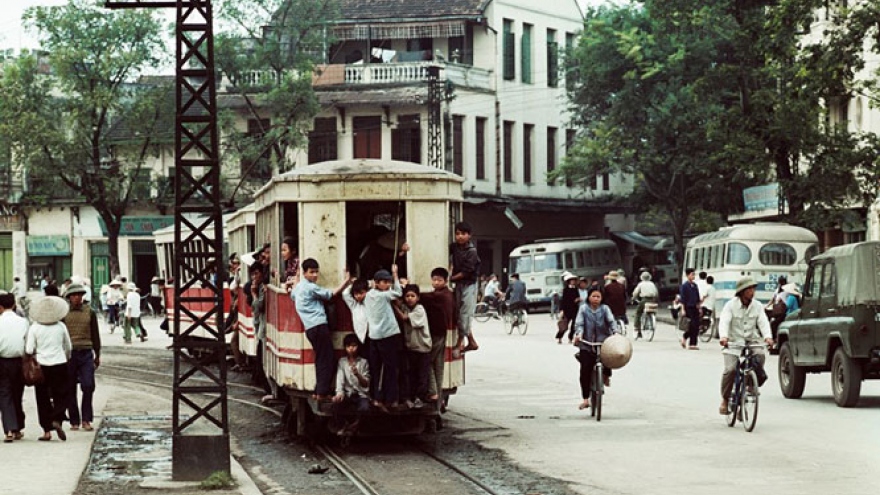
[63,283,101,432]
[680,268,701,350]
[0,292,28,442]
[26,296,72,441]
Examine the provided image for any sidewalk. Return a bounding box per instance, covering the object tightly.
[0,315,261,495]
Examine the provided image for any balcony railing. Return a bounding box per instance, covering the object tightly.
[224,62,494,92]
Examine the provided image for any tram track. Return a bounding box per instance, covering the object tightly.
[97,364,506,495]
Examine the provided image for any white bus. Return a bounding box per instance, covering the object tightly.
[684,223,819,313]
[508,237,622,306]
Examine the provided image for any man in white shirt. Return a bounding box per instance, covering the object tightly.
[124,284,144,343]
[0,292,29,441]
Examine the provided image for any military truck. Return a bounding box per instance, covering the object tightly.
[776,241,880,407]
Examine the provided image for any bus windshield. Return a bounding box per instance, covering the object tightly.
[509,253,561,274]
[510,255,532,274]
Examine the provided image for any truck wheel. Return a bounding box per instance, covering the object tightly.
[831,347,862,407]
[778,343,806,399]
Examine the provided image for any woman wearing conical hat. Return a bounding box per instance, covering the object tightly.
[25,296,72,441]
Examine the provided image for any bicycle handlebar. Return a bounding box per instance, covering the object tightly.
[724,342,767,350]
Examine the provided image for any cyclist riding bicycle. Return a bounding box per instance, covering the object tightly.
[482,273,504,311]
[504,273,527,312]
[574,288,619,410]
[631,270,658,340]
[717,277,774,415]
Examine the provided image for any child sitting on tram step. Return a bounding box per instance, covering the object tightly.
[365,265,403,412]
[393,284,431,409]
[332,333,371,436]
[418,267,456,405]
[291,258,351,401]
[342,278,370,358]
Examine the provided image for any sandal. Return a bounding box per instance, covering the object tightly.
[38,434,52,442]
[578,400,591,410]
[82,422,94,432]
[3,434,12,443]
[70,424,80,431]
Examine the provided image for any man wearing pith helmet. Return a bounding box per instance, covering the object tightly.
[63,282,101,432]
[716,277,773,415]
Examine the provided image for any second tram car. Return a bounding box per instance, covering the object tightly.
[684,223,819,313]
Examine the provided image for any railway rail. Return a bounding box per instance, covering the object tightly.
[97,363,505,495]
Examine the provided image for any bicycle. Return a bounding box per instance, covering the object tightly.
[615,316,628,338]
[502,303,528,335]
[581,341,605,422]
[640,302,657,342]
[140,294,159,318]
[725,342,765,432]
[474,297,506,323]
[699,310,716,343]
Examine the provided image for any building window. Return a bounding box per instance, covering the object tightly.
[565,32,576,91]
[392,114,421,164]
[547,29,558,88]
[308,117,338,164]
[565,129,576,187]
[452,115,464,176]
[602,173,610,191]
[523,123,533,183]
[546,126,557,184]
[448,24,474,65]
[353,116,382,159]
[131,169,151,200]
[475,117,486,180]
[503,19,515,81]
[242,118,272,180]
[504,121,514,182]
[521,23,533,84]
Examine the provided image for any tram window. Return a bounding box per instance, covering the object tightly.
[510,255,532,274]
[759,243,797,266]
[564,252,574,269]
[534,253,561,272]
[726,242,751,265]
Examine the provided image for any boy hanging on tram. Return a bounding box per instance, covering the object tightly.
[393,284,432,410]
[365,265,404,412]
[419,267,456,406]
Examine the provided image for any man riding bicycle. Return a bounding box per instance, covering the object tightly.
[482,274,503,311]
[505,273,527,312]
[717,277,774,415]
[631,270,658,340]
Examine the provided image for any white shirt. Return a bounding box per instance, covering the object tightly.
[696,279,709,300]
[483,280,499,298]
[704,285,717,312]
[11,281,26,299]
[632,280,658,299]
[718,296,772,355]
[25,321,72,366]
[126,291,141,318]
[0,310,28,358]
[342,286,368,344]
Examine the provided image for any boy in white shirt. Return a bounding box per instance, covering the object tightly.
[124,284,144,343]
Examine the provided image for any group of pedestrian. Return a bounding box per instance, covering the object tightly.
[0,281,100,443]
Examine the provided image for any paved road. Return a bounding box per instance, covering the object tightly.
[452,312,880,495]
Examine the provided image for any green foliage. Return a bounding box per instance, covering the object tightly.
[199,470,235,490]
[0,0,168,276]
[215,0,337,205]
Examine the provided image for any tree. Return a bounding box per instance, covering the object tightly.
[0,0,168,278]
[561,4,752,265]
[214,0,338,206]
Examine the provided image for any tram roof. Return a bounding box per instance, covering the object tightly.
[259,159,462,190]
[689,223,818,245]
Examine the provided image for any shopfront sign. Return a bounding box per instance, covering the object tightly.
[98,216,174,236]
[27,235,71,256]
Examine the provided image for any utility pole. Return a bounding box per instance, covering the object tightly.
[104,0,228,481]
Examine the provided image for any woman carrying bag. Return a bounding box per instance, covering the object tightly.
[25,296,72,441]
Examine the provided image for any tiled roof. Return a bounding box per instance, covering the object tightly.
[335,0,489,22]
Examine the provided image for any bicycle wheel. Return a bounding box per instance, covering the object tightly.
[517,308,529,335]
[726,378,739,427]
[699,318,714,342]
[643,314,656,342]
[503,311,514,334]
[593,367,603,422]
[616,318,627,337]
[473,302,491,323]
[741,370,759,432]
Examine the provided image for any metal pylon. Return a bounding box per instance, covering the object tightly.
[105,0,228,481]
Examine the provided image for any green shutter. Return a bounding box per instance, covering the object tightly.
[503,32,515,81]
[521,26,532,84]
[547,41,558,87]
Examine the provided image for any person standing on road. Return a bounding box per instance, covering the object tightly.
[555,273,579,344]
[450,222,480,354]
[26,295,72,441]
[603,271,627,327]
[679,268,701,350]
[573,289,618,410]
[631,271,658,340]
[62,283,100,432]
[717,277,773,415]
[0,292,28,442]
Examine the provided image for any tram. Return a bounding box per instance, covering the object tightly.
[252,159,465,437]
[508,237,622,306]
[226,203,258,358]
[683,223,819,313]
[153,214,235,344]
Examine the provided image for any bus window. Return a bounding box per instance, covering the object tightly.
[759,243,797,266]
[510,255,532,274]
[564,252,575,270]
[576,251,585,268]
[534,253,561,272]
[714,244,723,268]
[708,245,716,269]
[726,242,751,265]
